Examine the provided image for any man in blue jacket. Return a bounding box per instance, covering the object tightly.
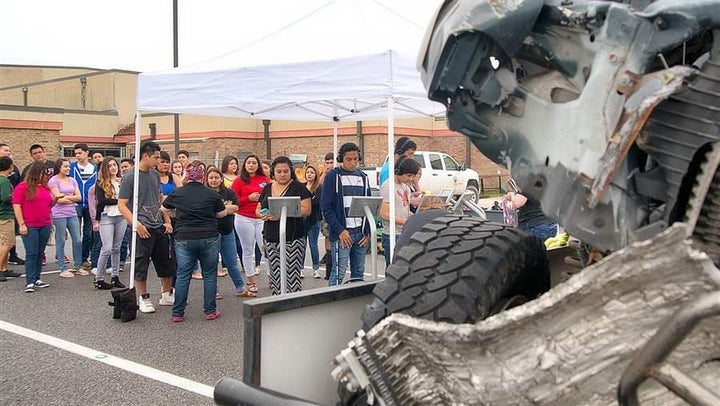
[321,142,371,286]
[70,143,98,268]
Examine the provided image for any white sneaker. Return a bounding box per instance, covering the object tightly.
[138,297,156,313]
[90,268,98,276]
[159,291,175,306]
[313,270,322,279]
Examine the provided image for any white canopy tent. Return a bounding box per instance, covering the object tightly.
[131,0,445,282]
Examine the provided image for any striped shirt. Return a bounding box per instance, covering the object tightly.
[340,171,366,229]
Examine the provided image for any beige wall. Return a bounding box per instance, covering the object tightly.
[1,65,510,194]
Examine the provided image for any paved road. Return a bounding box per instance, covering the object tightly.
[1,237,385,405]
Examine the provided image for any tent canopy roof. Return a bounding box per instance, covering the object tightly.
[136,0,445,121]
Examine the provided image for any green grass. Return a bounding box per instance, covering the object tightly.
[480,192,504,198]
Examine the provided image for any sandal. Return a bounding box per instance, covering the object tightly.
[247,283,258,293]
[236,289,257,298]
[76,269,90,276]
[58,271,75,278]
[216,292,223,300]
[191,272,203,280]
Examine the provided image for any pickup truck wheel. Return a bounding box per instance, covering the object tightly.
[362,215,549,330]
[465,184,480,203]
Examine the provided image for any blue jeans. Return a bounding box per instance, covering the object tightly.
[96,214,127,280]
[306,220,321,270]
[220,232,246,292]
[381,233,398,268]
[53,216,82,271]
[173,235,220,317]
[90,230,104,268]
[22,225,51,285]
[120,226,130,263]
[521,222,558,242]
[76,205,94,262]
[329,229,368,286]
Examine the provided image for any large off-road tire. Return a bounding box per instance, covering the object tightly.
[362,215,550,331]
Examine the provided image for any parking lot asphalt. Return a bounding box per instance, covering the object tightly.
[1,237,385,405]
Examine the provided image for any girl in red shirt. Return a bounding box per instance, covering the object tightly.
[12,162,62,292]
[231,155,269,293]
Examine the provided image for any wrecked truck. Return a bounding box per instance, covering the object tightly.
[214,0,720,404]
[331,0,720,404]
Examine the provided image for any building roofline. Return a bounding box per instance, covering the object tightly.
[0,63,138,75]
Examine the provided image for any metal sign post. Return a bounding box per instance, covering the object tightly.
[268,196,301,295]
[348,196,383,279]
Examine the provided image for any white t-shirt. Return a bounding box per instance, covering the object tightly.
[379,181,411,235]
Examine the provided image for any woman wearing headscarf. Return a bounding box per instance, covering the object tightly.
[162,162,228,322]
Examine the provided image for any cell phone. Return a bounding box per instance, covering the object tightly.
[259,208,269,216]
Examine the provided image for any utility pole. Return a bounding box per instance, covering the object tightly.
[173,0,180,155]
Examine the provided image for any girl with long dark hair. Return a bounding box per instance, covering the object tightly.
[231,155,269,293]
[257,156,311,295]
[92,157,127,289]
[205,167,255,298]
[304,165,323,278]
[12,161,62,292]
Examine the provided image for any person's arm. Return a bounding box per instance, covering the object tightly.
[224,189,239,215]
[66,181,82,203]
[117,176,151,239]
[300,197,311,217]
[232,178,251,206]
[379,202,391,222]
[172,173,183,188]
[117,198,132,224]
[379,202,408,227]
[160,192,173,234]
[256,184,273,220]
[89,186,100,232]
[509,192,528,209]
[320,171,343,236]
[13,204,27,235]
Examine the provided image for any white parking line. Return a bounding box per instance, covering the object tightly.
[0,320,214,399]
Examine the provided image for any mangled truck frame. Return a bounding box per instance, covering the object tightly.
[331,0,720,404]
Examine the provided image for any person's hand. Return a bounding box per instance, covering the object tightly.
[136,222,150,239]
[409,192,422,207]
[18,224,28,236]
[92,223,99,232]
[249,192,260,201]
[339,229,352,248]
[358,235,370,247]
[163,222,173,235]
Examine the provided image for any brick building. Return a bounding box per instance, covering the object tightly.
[1,65,509,193]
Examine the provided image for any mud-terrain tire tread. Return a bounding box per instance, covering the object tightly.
[362,215,549,330]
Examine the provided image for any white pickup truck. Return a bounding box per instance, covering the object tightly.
[365,151,481,202]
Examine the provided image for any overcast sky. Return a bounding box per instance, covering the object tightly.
[1,0,442,73]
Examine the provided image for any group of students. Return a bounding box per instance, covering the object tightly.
[0,142,135,291]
